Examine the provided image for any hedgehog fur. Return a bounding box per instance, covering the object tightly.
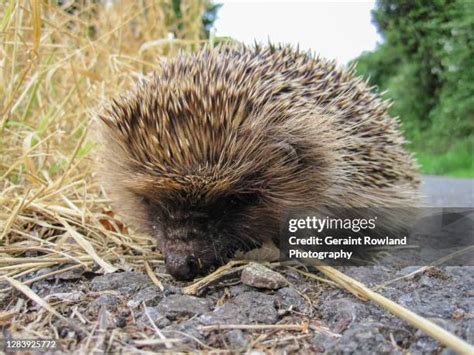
[98,44,420,280]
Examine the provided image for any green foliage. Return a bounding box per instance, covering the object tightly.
[352,0,474,177]
[415,138,473,177]
[169,0,221,39]
[202,2,222,38]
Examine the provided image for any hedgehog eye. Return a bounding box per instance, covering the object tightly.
[223,193,259,209]
[141,196,151,206]
[221,196,238,208]
[229,197,239,206]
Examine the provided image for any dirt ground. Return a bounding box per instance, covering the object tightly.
[1,262,472,353]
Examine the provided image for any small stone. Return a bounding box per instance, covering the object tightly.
[127,285,163,308]
[157,295,212,320]
[163,318,204,342]
[396,266,422,277]
[115,310,130,328]
[137,306,171,328]
[90,294,121,311]
[234,292,279,323]
[241,263,288,290]
[56,267,85,280]
[34,267,56,278]
[90,272,151,295]
[226,329,248,349]
[199,291,278,325]
[319,298,364,328]
[276,287,311,314]
[163,285,183,296]
[423,317,457,334]
[200,303,248,325]
[228,284,255,297]
[451,308,465,320]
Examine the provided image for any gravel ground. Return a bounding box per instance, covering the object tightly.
[1,176,473,353]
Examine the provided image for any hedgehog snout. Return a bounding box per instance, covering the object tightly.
[160,225,220,281]
[165,253,198,281]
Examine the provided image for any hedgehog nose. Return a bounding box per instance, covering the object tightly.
[165,254,198,281]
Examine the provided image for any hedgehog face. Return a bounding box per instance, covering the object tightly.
[140,188,266,280]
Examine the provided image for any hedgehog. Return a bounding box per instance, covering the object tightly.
[98,44,420,280]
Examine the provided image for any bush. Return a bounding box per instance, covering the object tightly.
[352,0,474,177]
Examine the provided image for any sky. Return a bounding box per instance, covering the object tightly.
[214,1,382,64]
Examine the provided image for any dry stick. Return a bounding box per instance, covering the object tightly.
[0,261,60,272]
[0,253,163,265]
[182,260,249,295]
[83,307,108,353]
[0,255,163,293]
[143,303,175,349]
[286,265,339,287]
[31,0,41,56]
[200,323,308,333]
[144,261,164,292]
[165,330,216,351]
[305,259,474,354]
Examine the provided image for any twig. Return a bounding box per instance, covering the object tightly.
[143,303,175,349]
[286,265,339,287]
[200,322,308,333]
[144,261,164,292]
[182,260,249,295]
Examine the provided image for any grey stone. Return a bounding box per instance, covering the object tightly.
[233,291,279,324]
[228,284,255,297]
[275,287,311,314]
[137,306,171,329]
[128,285,163,308]
[90,294,121,311]
[241,263,288,290]
[197,291,278,326]
[336,322,392,353]
[163,318,204,342]
[319,297,365,327]
[157,295,212,320]
[226,329,248,349]
[56,267,85,280]
[199,303,249,325]
[90,272,151,295]
[163,284,183,296]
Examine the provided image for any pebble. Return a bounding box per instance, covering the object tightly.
[241,263,288,290]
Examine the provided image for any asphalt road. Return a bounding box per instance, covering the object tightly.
[422,176,474,207]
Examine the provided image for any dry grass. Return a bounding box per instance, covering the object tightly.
[0,0,211,259]
[0,0,215,352]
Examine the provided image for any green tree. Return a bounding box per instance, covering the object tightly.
[352,0,474,176]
